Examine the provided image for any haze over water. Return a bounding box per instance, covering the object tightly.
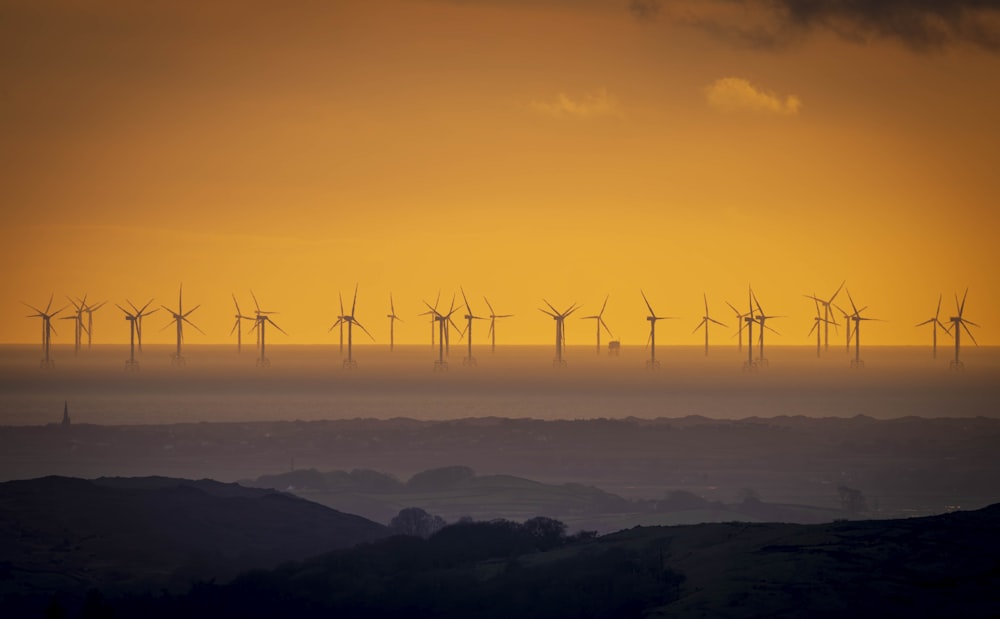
[2,344,997,426]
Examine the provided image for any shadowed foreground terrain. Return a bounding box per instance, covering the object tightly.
[31,500,1000,619]
[0,476,388,613]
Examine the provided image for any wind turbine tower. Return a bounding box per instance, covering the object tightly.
[423,296,462,370]
[483,296,512,354]
[540,300,579,368]
[725,300,748,354]
[330,284,375,369]
[693,293,727,356]
[161,285,203,366]
[82,299,106,349]
[845,290,882,369]
[230,295,253,354]
[387,294,403,352]
[948,288,980,370]
[248,291,287,368]
[752,290,783,368]
[916,294,950,360]
[63,295,89,355]
[804,281,844,353]
[581,294,613,355]
[742,287,757,372]
[460,287,485,367]
[641,290,674,371]
[24,295,65,369]
[117,300,156,371]
[807,295,835,358]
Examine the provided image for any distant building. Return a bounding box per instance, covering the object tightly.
[61,401,71,427]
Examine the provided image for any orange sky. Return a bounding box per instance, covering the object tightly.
[2,0,998,347]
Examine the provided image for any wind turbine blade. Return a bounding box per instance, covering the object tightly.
[230,319,240,336]
[765,324,780,336]
[232,294,242,316]
[599,294,609,317]
[846,289,858,315]
[692,319,706,334]
[355,320,376,342]
[543,299,559,314]
[709,318,727,327]
[640,290,655,316]
[329,318,343,332]
[703,293,708,315]
[268,318,288,336]
[808,320,818,336]
[461,286,471,313]
[183,304,201,318]
[45,294,54,314]
[497,314,513,318]
[339,291,345,316]
[251,290,261,313]
[725,301,740,316]
[564,305,581,318]
[539,308,557,318]
[934,293,942,320]
[915,318,934,327]
[600,318,613,337]
[483,296,495,315]
[962,321,979,346]
[159,319,174,332]
[828,280,845,304]
[184,317,206,335]
[351,283,359,316]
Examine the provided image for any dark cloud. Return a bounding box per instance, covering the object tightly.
[629,0,661,22]
[689,0,1000,52]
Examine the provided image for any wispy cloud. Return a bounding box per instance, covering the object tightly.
[526,88,621,119]
[705,78,801,116]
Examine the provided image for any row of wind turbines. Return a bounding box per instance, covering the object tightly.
[23,282,980,371]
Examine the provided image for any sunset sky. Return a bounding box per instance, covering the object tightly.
[2,0,998,348]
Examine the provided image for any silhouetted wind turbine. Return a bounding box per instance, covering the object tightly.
[423,295,462,370]
[693,294,726,356]
[248,291,287,367]
[807,295,835,358]
[330,284,374,369]
[116,300,156,370]
[23,295,65,369]
[160,285,203,366]
[640,290,674,370]
[804,281,844,352]
[916,294,950,360]
[424,291,441,350]
[386,294,403,352]
[948,288,979,370]
[725,300,749,354]
[459,287,486,367]
[752,290,782,368]
[483,296,512,354]
[82,299,106,349]
[230,295,254,354]
[742,287,757,371]
[833,302,853,354]
[539,300,579,368]
[62,294,88,355]
[845,290,882,368]
[581,294,613,355]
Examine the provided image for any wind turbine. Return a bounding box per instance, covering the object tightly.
[539,300,579,368]
[248,291,287,367]
[424,291,441,350]
[725,300,749,354]
[804,281,844,353]
[693,293,726,357]
[160,285,203,366]
[62,294,88,355]
[581,294,613,355]
[459,287,486,367]
[833,302,853,354]
[916,294,950,360]
[845,290,882,369]
[387,294,403,352]
[640,290,674,370]
[82,299,106,349]
[423,295,462,370]
[948,288,980,370]
[230,294,254,354]
[742,287,757,371]
[752,290,782,368]
[116,300,156,371]
[329,284,375,369]
[23,295,65,369]
[483,296,513,354]
[807,295,835,358]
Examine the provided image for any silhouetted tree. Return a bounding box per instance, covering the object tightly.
[389,507,446,538]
